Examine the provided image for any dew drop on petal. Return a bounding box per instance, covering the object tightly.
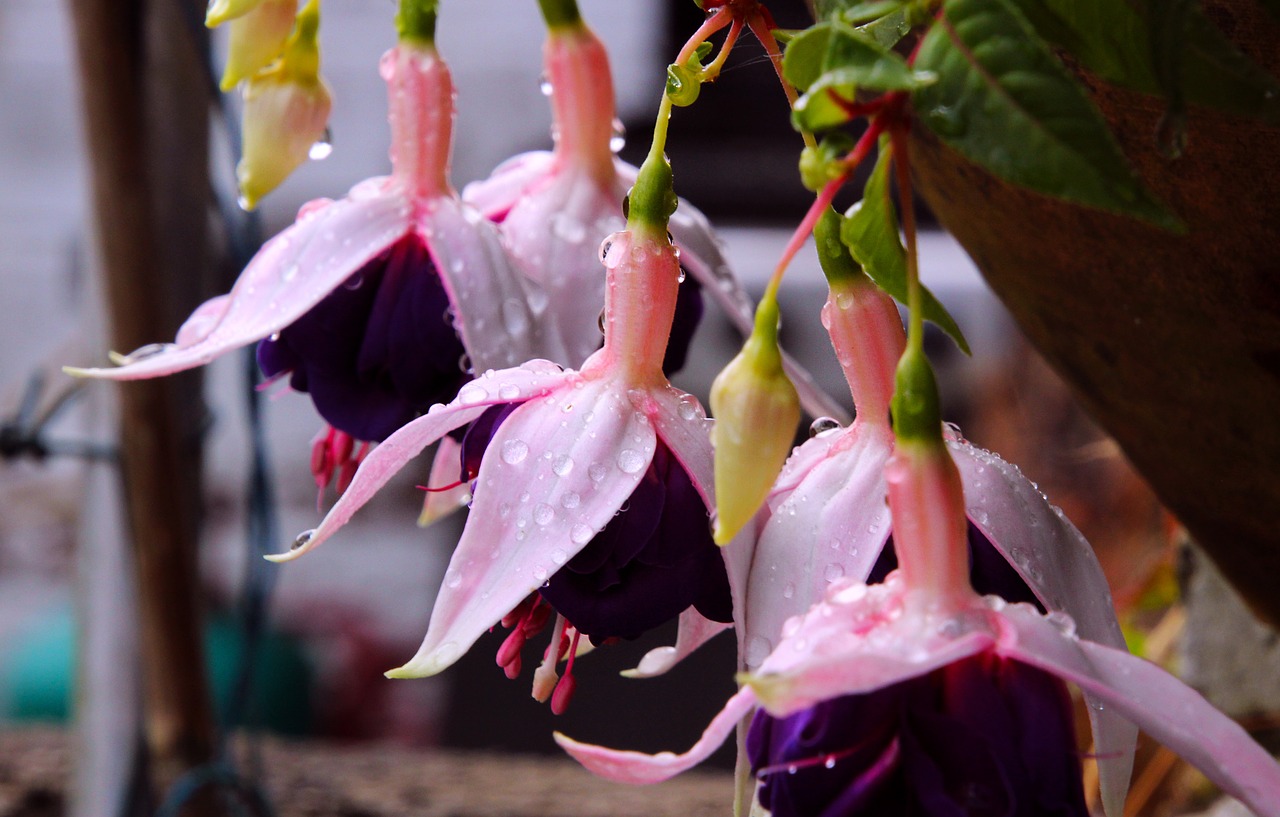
[498,383,521,400]
[444,568,463,588]
[824,756,837,769]
[570,524,593,544]
[533,503,555,526]
[782,583,795,599]
[551,548,569,565]
[617,449,646,474]
[609,118,626,153]
[533,565,549,582]
[308,127,333,160]
[676,395,701,421]
[291,529,315,551]
[539,73,553,95]
[560,492,580,510]
[459,384,488,405]
[824,563,845,582]
[501,440,529,464]
[498,502,511,518]
[809,417,842,437]
[552,455,574,477]
[588,463,608,483]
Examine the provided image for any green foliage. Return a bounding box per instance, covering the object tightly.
[913,0,1179,229]
[799,132,857,192]
[784,21,934,131]
[1007,0,1280,124]
[840,148,971,354]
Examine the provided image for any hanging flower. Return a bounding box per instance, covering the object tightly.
[556,351,1280,817]
[69,29,564,468]
[460,12,844,422]
[270,154,744,711]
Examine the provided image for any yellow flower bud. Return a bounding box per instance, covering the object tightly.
[235,0,330,210]
[220,0,298,91]
[710,294,801,544]
[206,0,266,27]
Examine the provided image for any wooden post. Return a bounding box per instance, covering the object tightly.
[66,0,219,808]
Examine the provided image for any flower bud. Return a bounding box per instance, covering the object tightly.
[710,293,801,544]
[206,0,266,27]
[219,0,297,91]
[235,0,330,210]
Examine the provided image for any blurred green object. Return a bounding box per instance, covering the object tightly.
[0,606,313,735]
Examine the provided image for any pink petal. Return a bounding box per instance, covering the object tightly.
[744,423,894,670]
[950,437,1136,814]
[643,384,715,507]
[71,186,412,379]
[622,607,733,679]
[387,376,656,678]
[556,686,758,784]
[462,150,558,217]
[268,361,571,563]
[175,295,231,347]
[496,166,626,367]
[997,602,1280,817]
[418,435,469,527]
[424,197,570,371]
[749,577,995,716]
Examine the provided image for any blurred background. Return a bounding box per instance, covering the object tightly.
[0,0,1196,814]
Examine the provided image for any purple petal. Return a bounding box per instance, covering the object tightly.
[71,186,413,379]
[997,602,1280,817]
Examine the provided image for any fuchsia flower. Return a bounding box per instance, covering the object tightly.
[557,346,1280,817]
[461,15,842,420]
[270,155,745,710]
[70,32,564,467]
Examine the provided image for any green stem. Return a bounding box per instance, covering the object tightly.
[626,94,677,232]
[282,0,321,80]
[397,0,438,45]
[890,127,923,357]
[537,0,581,29]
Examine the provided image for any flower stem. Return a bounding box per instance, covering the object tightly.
[537,0,581,29]
[396,0,437,45]
[746,13,817,150]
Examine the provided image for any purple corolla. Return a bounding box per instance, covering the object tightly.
[269,152,745,711]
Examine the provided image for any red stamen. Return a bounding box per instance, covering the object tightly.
[550,628,584,715]
[497,628,526,669]
[416,478,467,493]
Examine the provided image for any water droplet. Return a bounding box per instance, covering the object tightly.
[609,118,626,153]
[787,765,798,775]
[118,342,179,364]
[444,568,463,588]
[498,383,521,401]
[498,502,511,518]
[824,563,845,582]
[551,548,569,565]
[308,127,333,160]
[1045,610,1076,638]
[676,268,686,283]
[237,194,252,211]
[342,274,363,291]
[588,463,608,483]
[458,353,474,375]
[458,384,487,405]
[502,298,530,336]
[970,508,990,526]
[824,756,837,769]
[291,529,315,550]
[501,439,529,464]
[676,395,701,420]
[617,449,646,474]
[267,332,281,342]
[745,636,772,667]
[533,503,555,526]
[809,417,842,437]
[533,565,549,582]
[782,583,795,599]
[835,291,854,310]
[539,73,553,96]
[559,493,580,511]
[551,455,574,477]
[570,523,593,544]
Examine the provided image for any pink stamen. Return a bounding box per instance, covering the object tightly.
[551,627,584,715]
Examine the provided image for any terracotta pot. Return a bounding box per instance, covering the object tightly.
[908,2,1280,622]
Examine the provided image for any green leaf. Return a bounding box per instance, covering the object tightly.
[857,6,917,49]
[799,132,857,192]
[839,0,905,24]
[781,23,832,92]
[791,22,933,131]
[840,149,971,354]
[1007,0,1280,124]
[913,0,1179,229]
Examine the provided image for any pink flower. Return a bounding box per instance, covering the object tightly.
[69,39,564,450]
[461,18,843,419]
[270,176,748,708]
[557,388,1280,817]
